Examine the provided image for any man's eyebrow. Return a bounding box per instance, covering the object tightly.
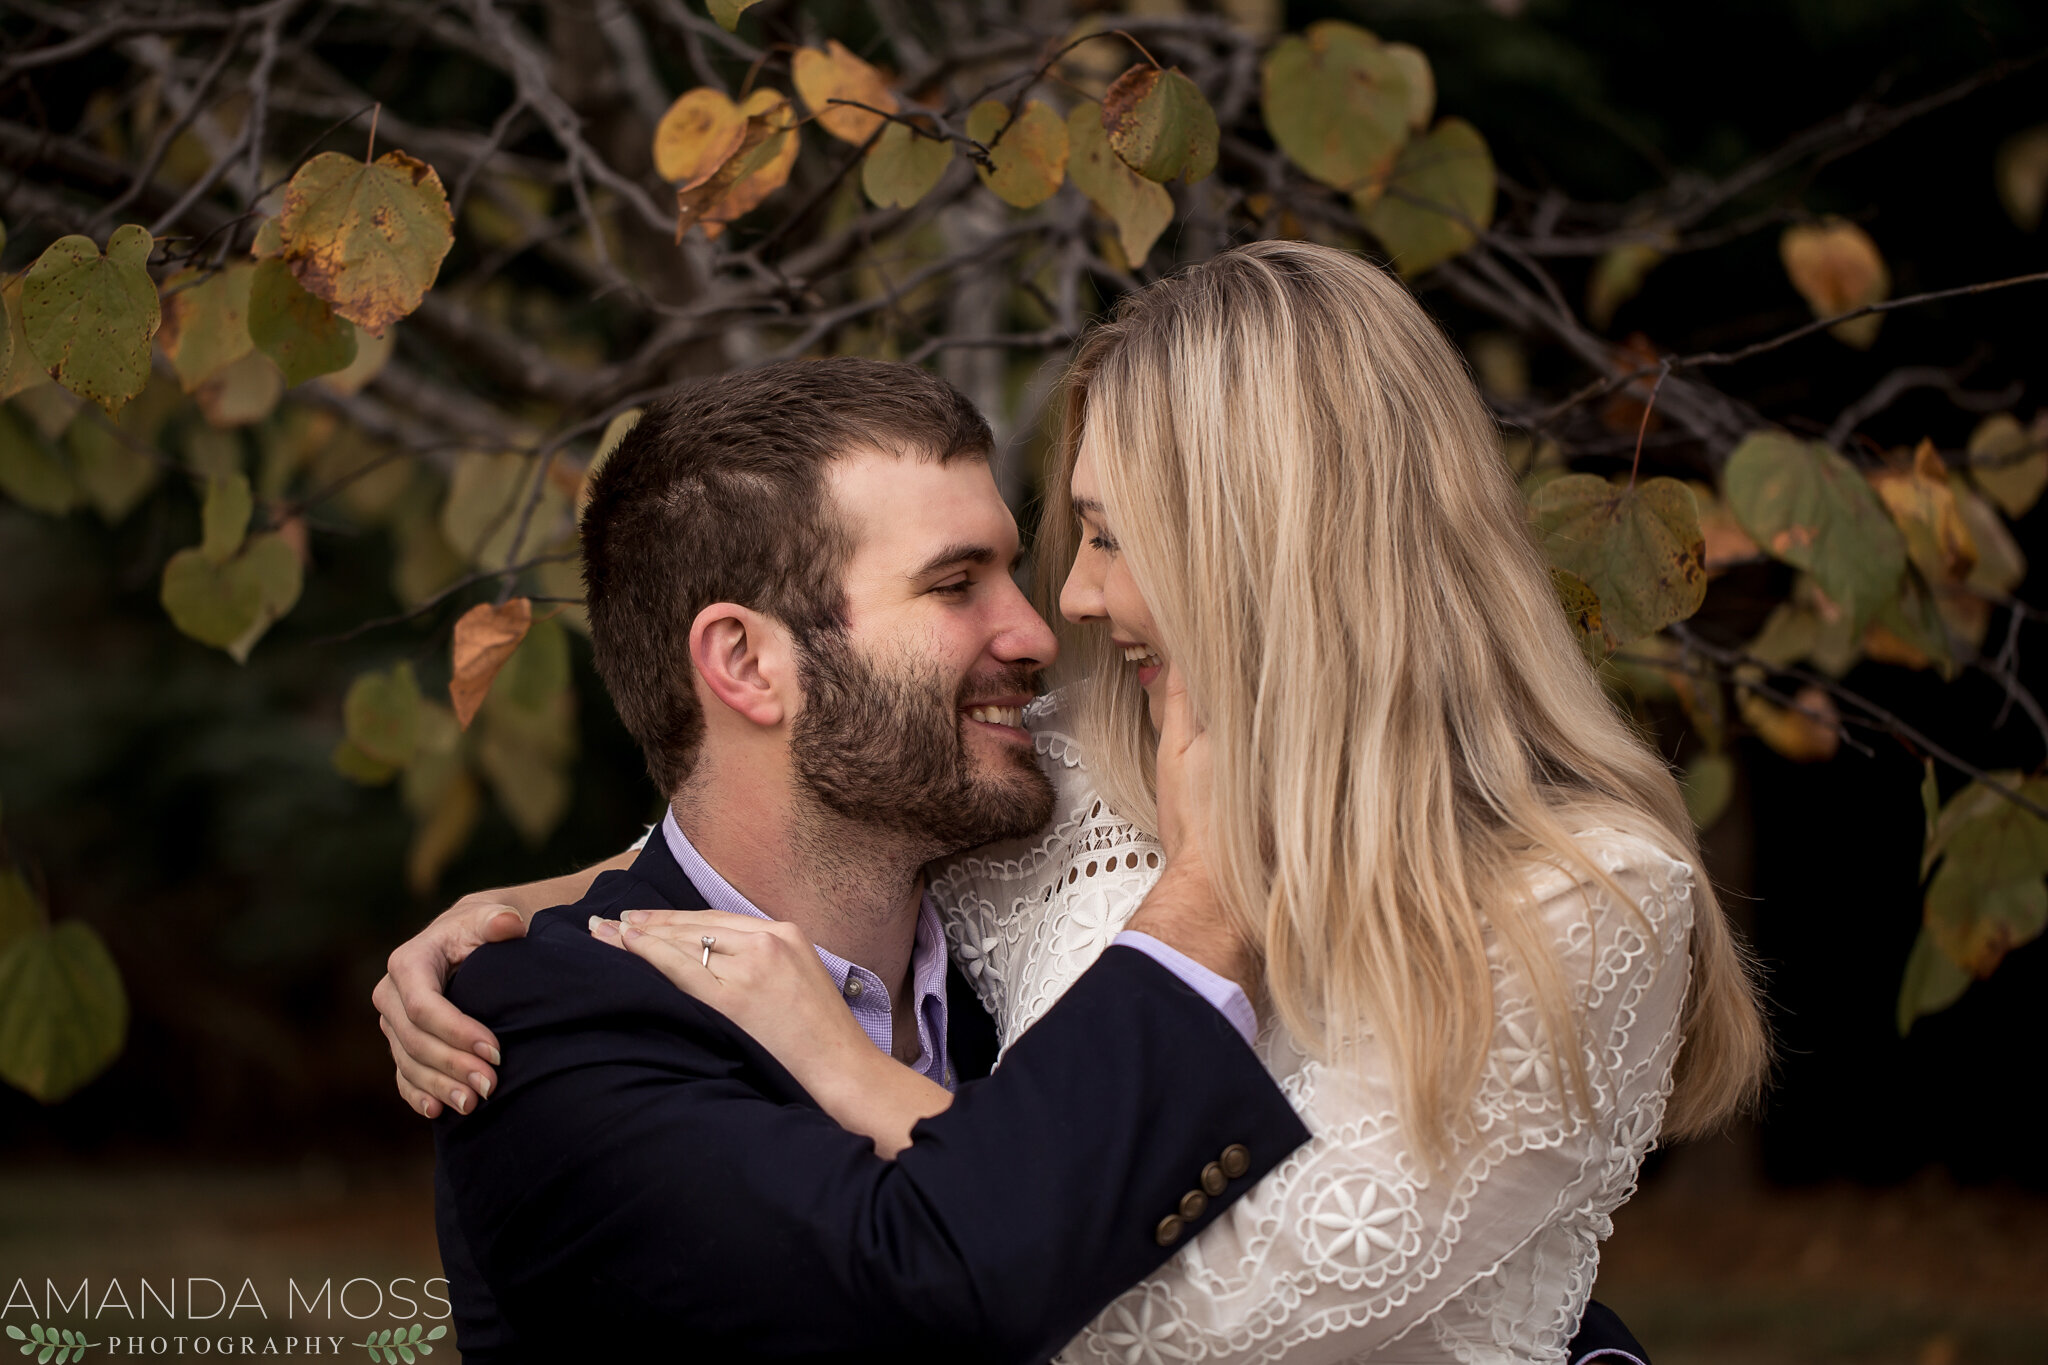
[1070,495,1104,519]
[910,542,1016,580]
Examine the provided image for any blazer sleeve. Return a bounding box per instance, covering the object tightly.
[437,929,1308,1365]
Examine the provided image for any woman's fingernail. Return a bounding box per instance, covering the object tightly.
[471,1073,493,1100]
[474,1042,501,1066]
[449,1089,469,1114]
[588,915,604,934]
[622,910,647,924]
[622,925,641,941]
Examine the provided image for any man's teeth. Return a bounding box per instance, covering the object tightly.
[1121,644,1162,667]
[967,705,1023,727]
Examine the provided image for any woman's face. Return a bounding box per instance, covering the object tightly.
[1060,429,1167,724]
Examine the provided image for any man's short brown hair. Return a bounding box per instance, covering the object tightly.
[581,357,993,796]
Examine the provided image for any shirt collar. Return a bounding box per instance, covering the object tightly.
[658,810,953,1087]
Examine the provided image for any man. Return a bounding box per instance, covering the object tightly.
[424,358,1311,1363]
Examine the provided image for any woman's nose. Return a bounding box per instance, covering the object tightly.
[1059,554,1105,625]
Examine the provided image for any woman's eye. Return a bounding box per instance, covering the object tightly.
[1088,534,1118,554]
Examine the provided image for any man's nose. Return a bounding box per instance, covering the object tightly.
[990,576,1058,669]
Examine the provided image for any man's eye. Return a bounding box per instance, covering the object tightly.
[931,579,971,596]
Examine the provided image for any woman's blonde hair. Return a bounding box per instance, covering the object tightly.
[1041,240,1766,1164]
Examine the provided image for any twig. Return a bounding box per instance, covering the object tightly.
[316,551,582,644]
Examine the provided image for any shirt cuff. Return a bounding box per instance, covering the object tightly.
[1113,930,1258,1047]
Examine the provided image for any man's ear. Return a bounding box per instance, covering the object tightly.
[689,603,796,729]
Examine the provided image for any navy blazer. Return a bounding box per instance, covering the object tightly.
[434,832,1312,1363]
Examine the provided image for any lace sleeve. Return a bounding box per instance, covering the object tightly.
[1058,834,1698,1365]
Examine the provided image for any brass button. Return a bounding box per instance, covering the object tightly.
[1178,1189,1208,1221]
[1200,1162,1227,1197]
[1220,1144,1251,1179]
[1154,1213,1184,1247]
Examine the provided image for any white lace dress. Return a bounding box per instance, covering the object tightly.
[928,694,1696,1364]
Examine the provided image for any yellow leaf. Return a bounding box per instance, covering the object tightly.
[1867,438,1976,586]
[653,88,749,188]
[195,349,284,428]
[1738,680,1840,763]
[159,264,255,393]
[1067,101,1173,268]
[1994,124,2048,233]
[280,150,454,336]
[1965,412,2047,519]
[21,225,161,416]
[793,40,897,145]
[862,119,955,208]
[677,96,801,240]
[966,100,1070,208]
[1780,218,1888,349]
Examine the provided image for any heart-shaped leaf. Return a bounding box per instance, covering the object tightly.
[0,404,81,516]
[1066,101,1173,269]
[345,661,423,769]
[281,151,454,336]
[1102,66,1216,185]
[653,88,750,188]
[792,40,896,145]
[1530,474,1706,649]
[965,100,1069,209]
[0,919,128,1104]
[159,264,255,393]
[21,225,160,415]
[1261,21,1411,192]
[1356,118,1495,277]
[706,0,764,30]
[862,119,955,208]
[1723,430,1906,633]
[1780,218,1888,349]
[160,528,303,662]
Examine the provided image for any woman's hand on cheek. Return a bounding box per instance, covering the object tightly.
[1154,663,1215,877]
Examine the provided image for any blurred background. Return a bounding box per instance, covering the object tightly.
[3,1,2046,1361]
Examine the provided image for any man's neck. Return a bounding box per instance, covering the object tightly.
[670,782,930,1008]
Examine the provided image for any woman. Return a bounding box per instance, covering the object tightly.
[383,241,1767,1361]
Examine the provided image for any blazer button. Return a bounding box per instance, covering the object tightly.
[1154,1214,1184,1247]
[1220,1144,1251,1179]
[1200,1161,1227,1197]
[1178,1190,1208,1221]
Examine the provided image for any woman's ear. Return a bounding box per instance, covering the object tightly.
[689,603,795,729]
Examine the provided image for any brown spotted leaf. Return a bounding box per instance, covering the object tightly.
[1260,20,1411,192]
[1102,66,1217,185]
[280,151,454,336]
[1923,774,2048,977]
[1530,474,1706,649]
[159,264,255,393]
[248,257,358,387]
[450,597,534,730]
[21,225,161,416]
[1066,101,1173,268]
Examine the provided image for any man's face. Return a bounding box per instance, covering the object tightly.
[788,448,1058,853]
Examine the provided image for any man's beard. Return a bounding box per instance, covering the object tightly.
[789,631,1055,856]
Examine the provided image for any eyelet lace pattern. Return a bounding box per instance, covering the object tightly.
[928,692,1696,1364]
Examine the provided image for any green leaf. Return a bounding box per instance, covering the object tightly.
[1261,21,1412,192]
[1682,751,1735,831]
[0,919,129,1104]
[20,225,160,416]
[1965,412,2047,519]
[441,451,565,568]
[1722,431,1906,633]
[1892,929,1974,1035]
[4,1322,22,1339]
[0,403,81,515]
[861,121,955,209]
[965,101,1070,209]
[1066,102,1174,270]
[1549,566,1603,658]
[1921,776,2048,975]
[159,530,303,662]
[280,151,453,336]
[249,257,359,386]
[706,0,764,32]
[426,1326,447,1340]
[160,264,256,393]
[36,1344,50,1365]
[345,662,423,769]
[1356,117,1495,277]
[399,1345,416,1364]
[1869,567,1955,678]
[201,472,254,564]
[27,1327,42,1344]
[1102,66,1217,185]
[1530,474,1707,649]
